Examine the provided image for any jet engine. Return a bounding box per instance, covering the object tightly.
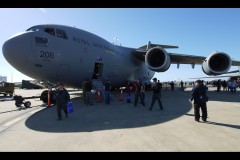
[202,52,232,75]
[145,47,171,72]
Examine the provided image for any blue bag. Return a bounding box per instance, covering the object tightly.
[67,102,74,113]
[125,93,131,103]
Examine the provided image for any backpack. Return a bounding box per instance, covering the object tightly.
[197,87,208,103]
[153,83,161,93]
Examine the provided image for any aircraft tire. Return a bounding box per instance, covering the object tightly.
[24,101,31,108]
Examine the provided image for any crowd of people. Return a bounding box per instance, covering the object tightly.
[213,79,238,94]
[55,77,240,122]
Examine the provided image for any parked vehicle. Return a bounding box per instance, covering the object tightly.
[0,82,14,96]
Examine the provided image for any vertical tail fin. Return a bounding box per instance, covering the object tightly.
[146,41,152,50]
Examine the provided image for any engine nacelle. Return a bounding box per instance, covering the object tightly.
[145,47,171,72]
[202,52,232,75]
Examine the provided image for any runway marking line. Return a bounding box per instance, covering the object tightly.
[1,107,42,129]
[3,117,21,127]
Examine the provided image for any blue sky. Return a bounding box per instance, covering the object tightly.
[1,8,240,82]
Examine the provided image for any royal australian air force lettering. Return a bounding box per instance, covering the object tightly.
[35,34,123,65]
[72,36,124,58]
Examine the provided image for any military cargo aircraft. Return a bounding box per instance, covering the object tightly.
[3,24,240,90]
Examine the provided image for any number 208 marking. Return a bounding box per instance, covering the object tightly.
[40,51,54,58]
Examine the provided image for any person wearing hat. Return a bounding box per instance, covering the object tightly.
[55,83,70,121]
[149,78,163,111]
[189,80,208,122]
[133,79,141,107]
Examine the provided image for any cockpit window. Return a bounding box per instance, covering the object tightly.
[44,28,55,36]
[56,29,68,40]
[26,27,42,32]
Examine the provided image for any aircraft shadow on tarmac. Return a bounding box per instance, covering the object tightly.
[25,89,240,133]
[25,90,193,133]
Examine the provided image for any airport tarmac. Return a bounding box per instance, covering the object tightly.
[0,86,240,151]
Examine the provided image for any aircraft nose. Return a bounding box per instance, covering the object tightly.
[2,39,14,61]
[2,33,31,70]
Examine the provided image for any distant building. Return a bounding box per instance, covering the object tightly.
[0,76,7,82]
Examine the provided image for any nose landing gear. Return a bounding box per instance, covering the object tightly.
[12,90,56,109]
[13,95,31,109]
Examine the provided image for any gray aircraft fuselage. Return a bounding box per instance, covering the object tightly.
[2,24,154,88]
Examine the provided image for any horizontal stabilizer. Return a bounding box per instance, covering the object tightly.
[225,69,240,74]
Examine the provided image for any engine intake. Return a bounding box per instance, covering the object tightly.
[145,47,171,72]
[202,52,232,75]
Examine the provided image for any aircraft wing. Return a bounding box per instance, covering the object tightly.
[133,50,206,64]
[224,69,240,74]
[168,52,205,64]
[189,74,240,79]
[189,69,240,79]
[232,61,240,66]
[169,53,240,66]
[133,50,240,66]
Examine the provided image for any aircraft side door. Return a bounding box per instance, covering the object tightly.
[92,62,104,79]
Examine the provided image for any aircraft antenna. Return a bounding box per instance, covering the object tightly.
[11,72,13,83]
[114,37,119,45]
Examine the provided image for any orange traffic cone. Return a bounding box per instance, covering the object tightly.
[47,90,51,107]
[97,88,101,103]
[119,88,124,101]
